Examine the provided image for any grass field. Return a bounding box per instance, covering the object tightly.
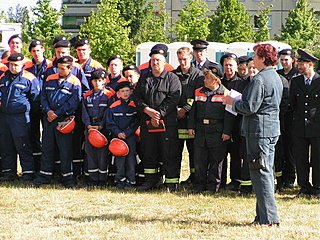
[0,158,319,239]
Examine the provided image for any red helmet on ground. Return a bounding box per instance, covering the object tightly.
[108,138,129,156]
[56,116,75,134]
[88,129,108,148]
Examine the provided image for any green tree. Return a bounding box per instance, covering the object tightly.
[116,0,148,39]
[80,0,134,66]
[254,3,272,42]
[276,0,320,50]
[24,0,66,59]
[208,0,254,43]
[133,0,169,45]
[7,4,28,23]
[0,10,8,22]
[172,0,211,41]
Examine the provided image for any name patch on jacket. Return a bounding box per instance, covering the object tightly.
[14,83,27,89]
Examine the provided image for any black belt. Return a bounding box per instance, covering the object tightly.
[198,119,222,125]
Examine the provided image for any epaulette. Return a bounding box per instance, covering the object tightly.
[22,70,36,81]
[83,90,93,100]
[103,88,115,98]
[109,100,121,109]
[46,73,59,81]
[128,100,136,108]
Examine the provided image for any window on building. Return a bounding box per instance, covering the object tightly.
[315,11,320,21]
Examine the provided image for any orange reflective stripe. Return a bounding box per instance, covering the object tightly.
[195,88,207,102]
[211,94,224,102]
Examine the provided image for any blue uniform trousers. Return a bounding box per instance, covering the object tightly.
[84,132,108,183]
[114,135,136,185]
[39,117,73,184]
[0,113,34,176]
[246,136,279,225]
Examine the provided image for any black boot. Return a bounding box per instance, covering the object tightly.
[137,174,160,192]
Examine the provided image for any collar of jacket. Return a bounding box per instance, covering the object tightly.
[200,84,224,95]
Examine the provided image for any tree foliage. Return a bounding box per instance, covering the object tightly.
[172,0,211,41]
[132,0,169,45]
[116,0,148,39]
[80,0,134,66]
[24,0,66,59]
[208,0,254,43]
[7,4,28,23]
[275,0,320,50]
[254,3,272,42]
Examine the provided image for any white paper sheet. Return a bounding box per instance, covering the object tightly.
[225,89,242,116]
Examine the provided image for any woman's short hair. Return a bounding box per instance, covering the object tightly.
[203,68,221,85]
[253,44,278,66]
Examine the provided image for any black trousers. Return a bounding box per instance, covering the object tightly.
[193,140,227,192]
[141,125,180,183]
[293,135,320,192]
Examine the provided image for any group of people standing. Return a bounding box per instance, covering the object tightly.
[0,33,319,225]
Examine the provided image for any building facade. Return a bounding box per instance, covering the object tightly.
[62,0,320,38]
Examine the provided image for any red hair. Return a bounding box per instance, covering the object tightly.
[253,44,278,66]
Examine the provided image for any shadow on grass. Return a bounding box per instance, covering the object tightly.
[63,213,249,227]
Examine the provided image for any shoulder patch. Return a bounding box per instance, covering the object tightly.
[22,70,37,81]
[67,74,81,86]
[46,73,59,81]
[128,101,136,108]
[110,100,121,109]
[24,61,33,69]
[103,88,115,98]
[83,90,93,100]
[118,77,129,83]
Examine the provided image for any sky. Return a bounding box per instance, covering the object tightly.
[0,0,61,13]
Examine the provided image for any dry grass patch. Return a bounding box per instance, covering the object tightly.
[0,182,319,240]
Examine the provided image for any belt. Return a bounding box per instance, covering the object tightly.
[198,119,222,125]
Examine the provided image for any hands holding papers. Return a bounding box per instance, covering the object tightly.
[222,89,242,116]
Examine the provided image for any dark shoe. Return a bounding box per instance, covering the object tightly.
[240,185,252,196]
[34,175,51,186]
[164,183,178,193]
[20,173,35,183]
[0,174,17,182]
[116,182,125,190]
[227,180,240,192]
[137,181,158,192]
[283,182,294,189]
[64,181,76,189]
[180,175,193,185]
[296,188,311,198]
[276,177,284,192]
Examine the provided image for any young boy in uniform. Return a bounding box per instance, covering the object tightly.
[82,69,114,186]
[106,82,139,189]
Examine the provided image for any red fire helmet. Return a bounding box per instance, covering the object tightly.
[88,129,108,148]
[56,116,75,134]
[108,138,129,156]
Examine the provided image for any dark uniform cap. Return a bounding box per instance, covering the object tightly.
[8,53,24,62]
[278,48,295,57]
[107,54,123,66]
[91,68,107,80]
[190,39,209,51]
[238,55,249,64]
[122,64,140,74]
[56,56,73,65]
[220,52,239,66]
[74,38,89,48]
[115,81,132,92]
[8,34,22,44]
[297,49,318,62]
[54,40,71,49]
[206,65,222,78]
[29,39,43,52]
[52,35,67,46]
[149,43,168,57]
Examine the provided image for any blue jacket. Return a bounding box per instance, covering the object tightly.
[82,88,114,127]
[0,70,40,116]
[233,66,283,138]
[41,73,82,117]
[78,57,103,88]
[105,74,128,91]
[44,58,90,92]
[106,98,139,137]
